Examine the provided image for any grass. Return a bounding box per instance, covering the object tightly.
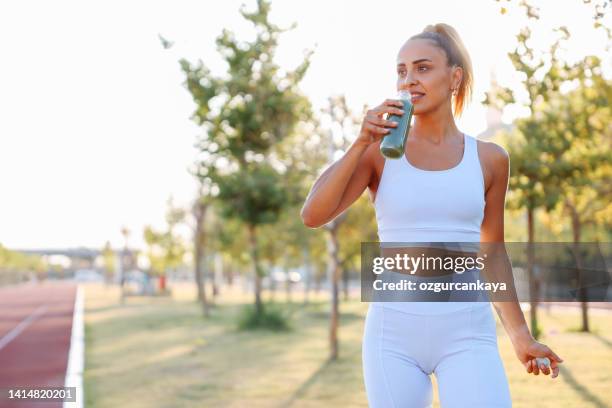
[82,282,612,408]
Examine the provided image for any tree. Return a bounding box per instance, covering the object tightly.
[102,241,116,286]
[143,197,187,294]
[318,95,362,359]
[272,118,330,304]
[215,163,289,314]
[487,0,611,336]
[0,244,46,285]
[171,35,221,316]
[540,56,612,331]
[192,192,211,316]
[181,0,312,318]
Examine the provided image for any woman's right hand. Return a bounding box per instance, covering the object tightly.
[355,99,405,146]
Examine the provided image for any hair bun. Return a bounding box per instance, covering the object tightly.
[424,23,455,39]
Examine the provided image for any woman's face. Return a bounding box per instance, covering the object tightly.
[396,39,462,115]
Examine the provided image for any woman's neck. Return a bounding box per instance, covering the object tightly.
[410,105,461,144]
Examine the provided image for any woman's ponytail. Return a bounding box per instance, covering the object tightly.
[410,23,473,117]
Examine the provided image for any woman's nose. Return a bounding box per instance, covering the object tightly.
[399,73,416,88]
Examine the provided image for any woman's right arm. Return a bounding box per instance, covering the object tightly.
[300,99,405,228]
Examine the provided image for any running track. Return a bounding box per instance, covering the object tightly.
[0,282,77,408]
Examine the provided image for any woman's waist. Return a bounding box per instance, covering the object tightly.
[377,226,481,245]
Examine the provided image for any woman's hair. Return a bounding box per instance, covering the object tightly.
[409,23,473,117]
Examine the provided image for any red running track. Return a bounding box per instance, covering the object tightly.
[0,282,76,408]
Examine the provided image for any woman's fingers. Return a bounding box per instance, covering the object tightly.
[536,357,551,372]
[364,122,390,135]
[367,116,398,128]
[543,344,563,364]
[539,360,551,375]
[383,98,405,108]
[544,348,563,378]
[527,356,561,378]
[524,344,563,377]
[548,349,564,363]
[357,99,407,145]
[540,346,563,377]
[532,359,540,375]
[371,104,405,117]
[551,360,560,378]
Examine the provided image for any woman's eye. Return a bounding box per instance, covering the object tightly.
[397,70,406,77]
[417,66,429,72]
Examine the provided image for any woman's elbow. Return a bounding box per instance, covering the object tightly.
[300,206,323,228]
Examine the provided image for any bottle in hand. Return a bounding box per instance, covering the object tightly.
[379,90,414,159]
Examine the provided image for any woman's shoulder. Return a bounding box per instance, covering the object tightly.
[473,137,510,191]
[474,137,509,167]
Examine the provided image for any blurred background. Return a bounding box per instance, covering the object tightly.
[0,0,610,407]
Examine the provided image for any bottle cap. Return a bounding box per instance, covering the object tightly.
[398,90,412,100]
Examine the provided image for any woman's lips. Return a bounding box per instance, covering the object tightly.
[411,93,425,102]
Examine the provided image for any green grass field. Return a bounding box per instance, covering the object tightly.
[82,282,612,408]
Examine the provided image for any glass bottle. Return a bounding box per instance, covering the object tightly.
[380,90,414,159]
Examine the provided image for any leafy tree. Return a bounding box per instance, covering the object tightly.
[540,56,612,331]
[143,198,187,293]
[0,244,46,285]
[487,0,611,336]
[180,0,312,317]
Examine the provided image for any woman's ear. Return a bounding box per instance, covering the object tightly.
[452,65,463,90]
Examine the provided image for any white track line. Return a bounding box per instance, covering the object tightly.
[0,304,48,352]
[64,285,84,408]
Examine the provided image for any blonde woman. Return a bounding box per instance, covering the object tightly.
[301,23,563,407]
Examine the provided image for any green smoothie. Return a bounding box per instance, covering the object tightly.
[380,91,414,159]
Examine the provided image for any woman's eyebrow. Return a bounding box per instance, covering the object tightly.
[397,58,433,68]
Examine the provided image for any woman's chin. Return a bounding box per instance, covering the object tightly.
[412,104,439,116]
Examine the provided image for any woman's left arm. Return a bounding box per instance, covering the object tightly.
[479,142,563,378]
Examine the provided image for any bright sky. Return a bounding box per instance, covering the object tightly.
[1,0,609,251]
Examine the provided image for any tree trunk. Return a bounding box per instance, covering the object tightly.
[194,201,210,317]
[315,267,322,294]
[303,247,312,305]
[342,266,349,301]
[213,253,223,297]
[207,254,219,299]
[285,254,292,303]
[570,204,589,332]
[269,261,277,301]
[527,207,539,339]
[226,259,234,286]
[248,225,264,315]
[327,224,341,360]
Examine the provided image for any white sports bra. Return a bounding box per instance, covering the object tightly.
[374,133,485,252]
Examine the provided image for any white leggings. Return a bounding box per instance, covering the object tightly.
[362,302,512,407]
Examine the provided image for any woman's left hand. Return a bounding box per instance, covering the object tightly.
[512,334,563,378]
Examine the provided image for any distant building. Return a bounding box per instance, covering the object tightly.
[15,246,139,281]
[477,70,514,140]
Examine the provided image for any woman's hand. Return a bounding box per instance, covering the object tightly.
[355,99,405,146]
[512,334,563,378]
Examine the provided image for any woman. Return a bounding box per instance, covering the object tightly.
[301,23,563,407]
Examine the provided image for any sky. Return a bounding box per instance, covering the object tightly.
[0,0,610,251]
